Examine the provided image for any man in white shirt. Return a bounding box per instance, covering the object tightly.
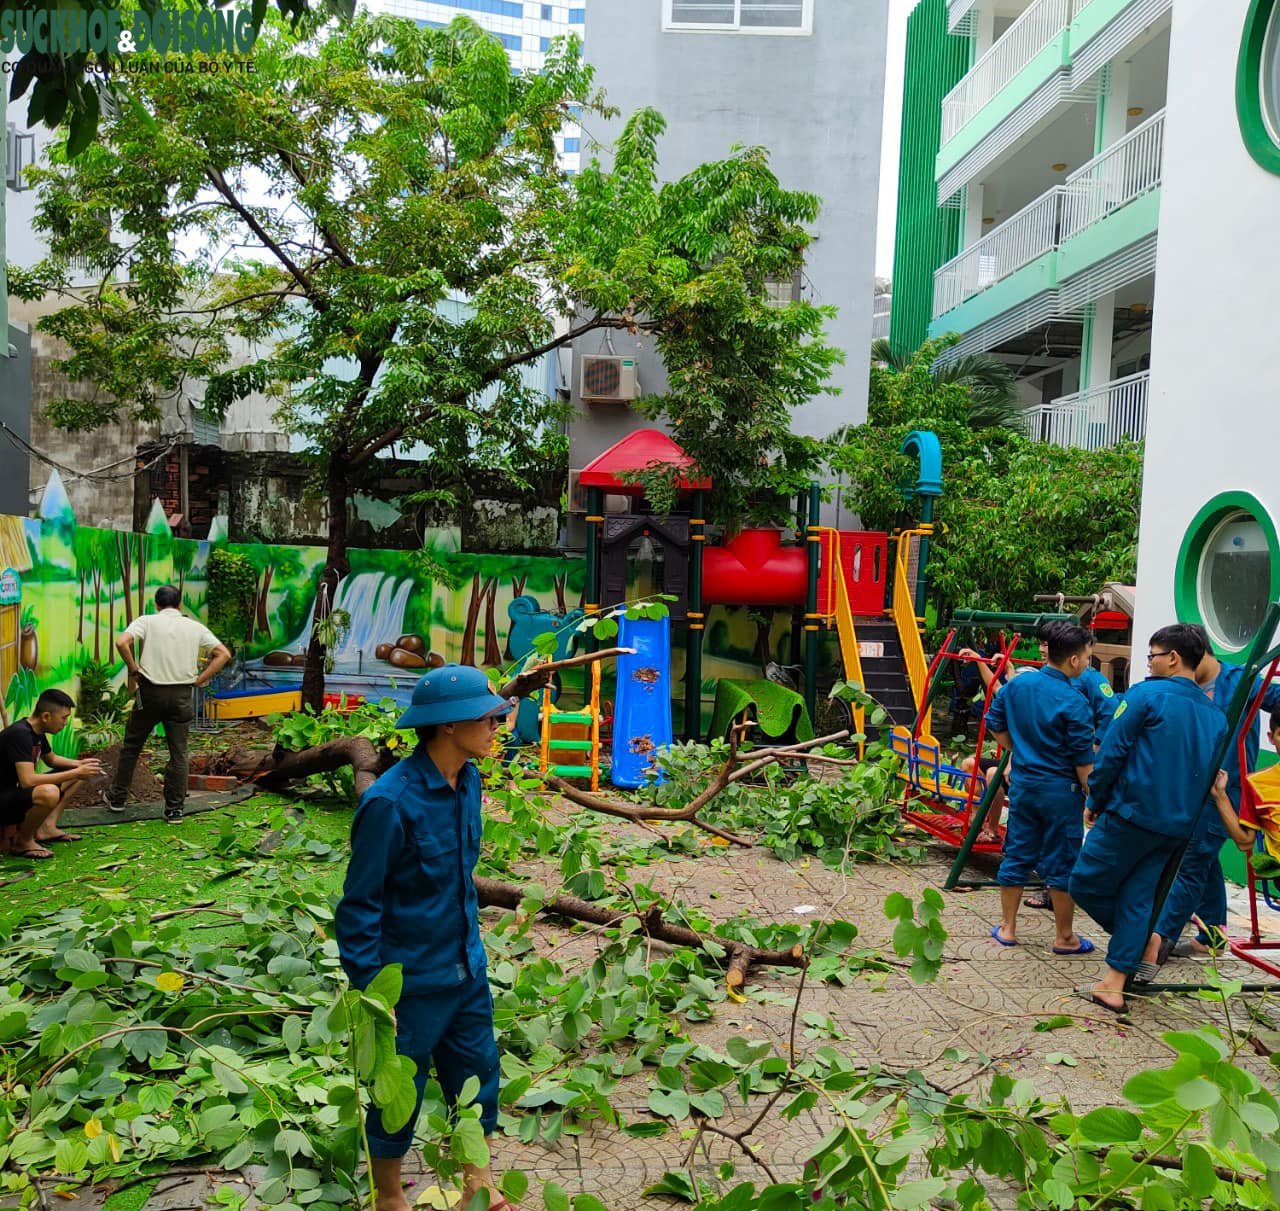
[107,586,232,822]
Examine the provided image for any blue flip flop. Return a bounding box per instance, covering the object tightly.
[991,925,1018,947]
[1052,938,1096,955]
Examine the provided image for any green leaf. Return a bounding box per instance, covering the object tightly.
[1122,1068,1179,1106]
[1162,1029,1228,1063]
[1044,1052,1077,1067]
[222,1139,255,1171]
[641,1172,697,1203]
[366,964,404,1009]
[62,948,102,972]
[282,1014,303,1053]
[373,1055,419,1134]
[255,1178,287,1205]
[1181,1142,1218,1200]
[890,1177,947,1209]
[451,1117,490,1169]
[1078,1107,1143,1144]
[500,1171,529,1202]
[648,1088,691,1120]
[1034,1015,1074,1033]
[211,1061,248,1095]
[1174,1077,1220,1112]
[1139,1181,1177,1211]
[542,1181,571,1211]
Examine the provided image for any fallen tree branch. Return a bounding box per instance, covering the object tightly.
[474,876,804,991]
[191,738,395,799]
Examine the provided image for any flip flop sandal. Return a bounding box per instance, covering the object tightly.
[41,833,83,843]
[9,845,54,860]
[1052,938,1096,955]
[1132,960,1161,984]
[1076,987,1129,1017]
[1024,890,1052,909]
[991,925,1018,946]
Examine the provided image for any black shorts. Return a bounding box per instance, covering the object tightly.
[0,785,36,827]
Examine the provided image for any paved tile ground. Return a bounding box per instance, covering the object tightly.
[9,826,1280,1211]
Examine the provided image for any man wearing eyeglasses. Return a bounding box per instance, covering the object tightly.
[336,662,550,1211]
[1135,623,1280,979]
[1068,624,1227,1015]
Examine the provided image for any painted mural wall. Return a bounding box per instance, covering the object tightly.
[9,470,809,748]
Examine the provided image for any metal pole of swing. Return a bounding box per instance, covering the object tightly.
[804,483,821,730]
[686,489,706,741]
[584,487,603,655]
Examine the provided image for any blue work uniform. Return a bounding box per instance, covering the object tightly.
[1069,676,1227,974]
[1074,667,1119,742]
[987,666,1094,889]
[1156,662,1280,945]
[335,749,500,1156]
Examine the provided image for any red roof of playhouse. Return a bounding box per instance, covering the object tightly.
[578,429,712,495]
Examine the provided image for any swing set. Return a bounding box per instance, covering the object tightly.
[887,610,1075,885]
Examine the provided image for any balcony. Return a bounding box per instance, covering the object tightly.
[1022,370,1148,449]
[932,109,1164,322]
[941,0,1073,147]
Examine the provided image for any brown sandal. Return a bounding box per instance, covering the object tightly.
[9,843,54,860]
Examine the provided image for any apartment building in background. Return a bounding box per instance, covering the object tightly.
[892,0,1171,452]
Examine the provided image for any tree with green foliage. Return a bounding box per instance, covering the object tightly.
[16,14,839,708]
[831,339,1143,614]
[1,0,348,158]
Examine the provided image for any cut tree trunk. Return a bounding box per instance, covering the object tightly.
[301,467,352,712]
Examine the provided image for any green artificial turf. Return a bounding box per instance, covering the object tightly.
[1,791,354,942]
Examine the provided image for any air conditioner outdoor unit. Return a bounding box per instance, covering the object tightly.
[580,354,639,402]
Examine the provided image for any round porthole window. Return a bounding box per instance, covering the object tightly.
[1175,492,1280,654]
[1239,0,1280,173]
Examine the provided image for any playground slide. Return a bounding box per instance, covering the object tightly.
[610,615,674,788]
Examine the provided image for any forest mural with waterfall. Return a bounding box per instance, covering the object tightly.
[8,469,805,752]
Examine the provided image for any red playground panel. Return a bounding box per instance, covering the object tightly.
[816,530,888,617]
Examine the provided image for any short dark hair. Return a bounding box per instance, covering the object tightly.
[35,688,75,714]
[1042,621,1092,665]
[155,585,182,609]
[1269,707,1280,734]
[415,725,438,744]
[1149,623,1208,670]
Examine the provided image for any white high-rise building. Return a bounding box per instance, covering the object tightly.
[364,0,585,170]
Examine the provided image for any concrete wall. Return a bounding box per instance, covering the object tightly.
[1132,0,1279,650]
[576,0,888,458]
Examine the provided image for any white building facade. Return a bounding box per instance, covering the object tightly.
[1129,0,1280,659]
[895,0,1172,452]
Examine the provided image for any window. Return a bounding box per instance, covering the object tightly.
[764,269,802,307]
[437,0,525,17]
[562,137,581,152]
[568,7,584,22]
[1238,0,1280,173]
[1175,492,1280,653]
[663,0,812,34]
[540,35,550,50]
[541,3,553,17]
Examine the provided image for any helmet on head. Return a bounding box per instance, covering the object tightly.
[396,664,517,729]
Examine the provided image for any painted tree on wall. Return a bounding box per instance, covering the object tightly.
[16,15,837,708]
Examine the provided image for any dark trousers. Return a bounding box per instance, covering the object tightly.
[1154,827,1229,946]
[110,681,194,811]
[1069,812,1181,974]
[366,973,500,1158]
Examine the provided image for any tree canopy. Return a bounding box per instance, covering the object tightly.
[830,339,1143,614]
[15,13,840,703]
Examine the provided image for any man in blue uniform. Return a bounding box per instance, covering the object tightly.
[1070,624,1228,1014]
[1136,624,1280,977]
[1075,643,1119,742]
[337,664,546,1211]
[986,621,1097,954]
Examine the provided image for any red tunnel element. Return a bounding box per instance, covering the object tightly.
[702,528,808,607]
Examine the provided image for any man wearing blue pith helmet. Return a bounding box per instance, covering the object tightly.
[336,663,548,1211]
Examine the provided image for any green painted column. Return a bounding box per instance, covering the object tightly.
[685,489,706,741]
[804,483,820,730]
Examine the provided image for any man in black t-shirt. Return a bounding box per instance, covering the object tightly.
[1,689,103,860]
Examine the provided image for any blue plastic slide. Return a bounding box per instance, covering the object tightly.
[610,615,674,788]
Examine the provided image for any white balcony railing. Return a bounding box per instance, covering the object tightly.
[933,187,1064,317]
[932,108,1165,319]
[941,0,1072,145]
[1022,370,1149,449]
[1060,109,1165,240]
